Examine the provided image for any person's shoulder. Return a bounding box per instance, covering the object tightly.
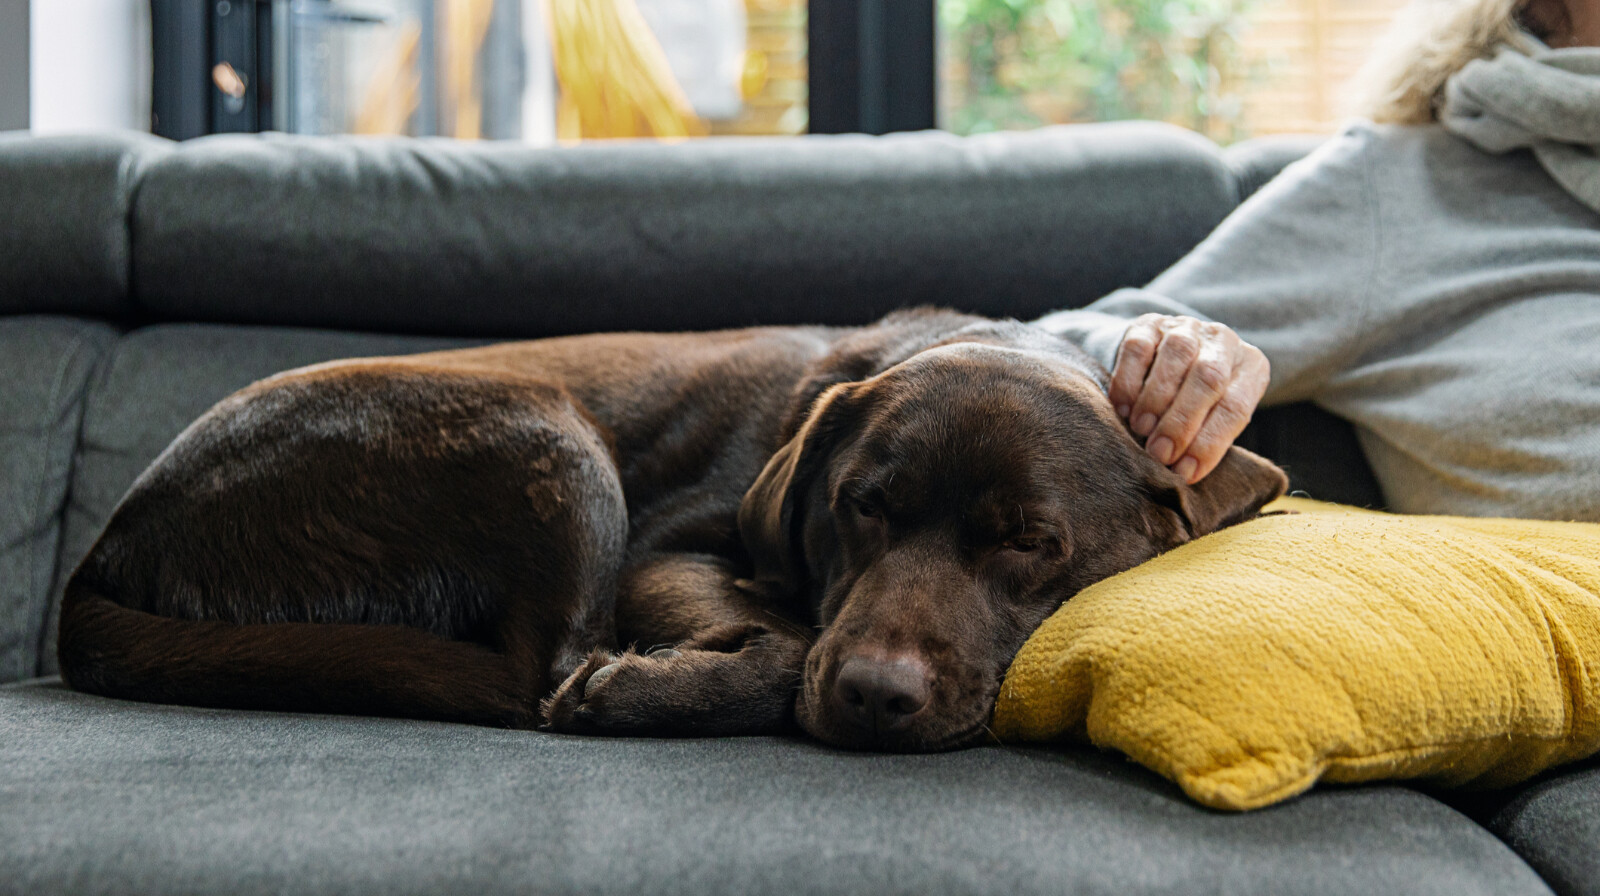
[1300,120,1417,169]
[1350,118,1553,201]
[1272,120,1484,200]
[1241,121,1382,202]
[1339,119,1502,170]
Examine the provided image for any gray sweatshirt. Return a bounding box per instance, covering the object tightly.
[1037,121,1600,521]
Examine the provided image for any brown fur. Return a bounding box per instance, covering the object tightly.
[56,309,1286,749]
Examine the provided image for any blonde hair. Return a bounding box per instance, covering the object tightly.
[1346,0,1541,124]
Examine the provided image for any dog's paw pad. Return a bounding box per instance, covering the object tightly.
[583,661,621,697]
[540,649,624,731]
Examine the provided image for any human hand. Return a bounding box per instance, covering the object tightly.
[1110,314,1269,484]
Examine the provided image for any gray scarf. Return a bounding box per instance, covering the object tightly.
[1441,41,1600,215]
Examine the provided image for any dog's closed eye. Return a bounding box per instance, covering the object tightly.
[1001,537,1045,553]
[848,495,883,520]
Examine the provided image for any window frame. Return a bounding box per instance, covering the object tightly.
[806,0,937,135]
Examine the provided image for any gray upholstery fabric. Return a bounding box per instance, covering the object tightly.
[0,679,1553,896]
[132,123,1238,336]
[0,317,117,682]
[1483,760,1600,896]
[0,132,171,316]
[1221,134,1327,202]
[39,324,477,676]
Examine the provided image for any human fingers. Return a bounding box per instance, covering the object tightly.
[1126,317,1206,442]
[1171,344,1269,483]
[1108,314,1166,419]
[1143,325,1238,469]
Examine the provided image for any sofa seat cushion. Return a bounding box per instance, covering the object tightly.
[1483,759,1600,896]
[0,679,1553,896]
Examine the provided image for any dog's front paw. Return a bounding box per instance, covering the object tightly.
[540,633,804,738]
[542,647,698,735]
[540,648,627,733]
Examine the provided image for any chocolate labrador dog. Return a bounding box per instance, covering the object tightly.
[58,309,1285,751]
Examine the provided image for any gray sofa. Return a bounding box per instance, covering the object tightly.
[2,124,1595,896]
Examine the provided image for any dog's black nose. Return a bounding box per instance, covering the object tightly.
[831,653,933,735]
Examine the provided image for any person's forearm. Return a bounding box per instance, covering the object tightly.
[1035,288,1218,373]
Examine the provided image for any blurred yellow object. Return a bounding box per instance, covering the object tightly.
[441,0,496,139]
[547,0,705,140]
[740,49,768,100]
[353,20,422,135]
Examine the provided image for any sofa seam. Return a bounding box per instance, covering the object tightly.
[118,141,152,323]
[21,332,89,682]
[31,328,117,679]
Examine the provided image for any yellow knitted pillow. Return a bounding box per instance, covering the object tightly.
[992,497,1600,811]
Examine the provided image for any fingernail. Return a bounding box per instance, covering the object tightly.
[1148,436,1175,465]
[1133,413,1157,436]
[1116,404,1130,419]
[1174,456,1198,482]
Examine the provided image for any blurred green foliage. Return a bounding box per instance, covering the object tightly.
[940,0,1262,142]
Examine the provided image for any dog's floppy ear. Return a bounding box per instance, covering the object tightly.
[1146,445,1288,544]
[739,384,859,594]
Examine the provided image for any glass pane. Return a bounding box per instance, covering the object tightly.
[706,0,808,136]
[279,0,806,142]
[938,0,1407,142]
[282,0,527,139]
[547,0,807,141]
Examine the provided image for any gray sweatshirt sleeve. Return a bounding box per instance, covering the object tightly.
[1034,125,1381,406]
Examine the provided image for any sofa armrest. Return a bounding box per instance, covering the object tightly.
[0,132,172,317]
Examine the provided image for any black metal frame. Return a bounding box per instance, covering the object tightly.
[807,0,936,135]
[151,0,274,140]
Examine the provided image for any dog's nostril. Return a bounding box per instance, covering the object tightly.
[886,695,920,716]
[830,653,933,735]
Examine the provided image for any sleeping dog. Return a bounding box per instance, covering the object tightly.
[57,309,1285,751]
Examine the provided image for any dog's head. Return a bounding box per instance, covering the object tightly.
[739,318,1286,751]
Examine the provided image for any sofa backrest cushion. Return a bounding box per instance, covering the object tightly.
[0,317,118,680]
[130,122,1240,336]
[1223,134,1327,203]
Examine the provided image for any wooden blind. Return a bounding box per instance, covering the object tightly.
[1240,0,1407,134]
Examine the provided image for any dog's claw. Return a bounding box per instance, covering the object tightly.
[540,649,622,731]
[584,661,621,697]
[646,647,682,659]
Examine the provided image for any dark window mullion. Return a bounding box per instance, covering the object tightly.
[151,0,211,139]
[808,0,935,135]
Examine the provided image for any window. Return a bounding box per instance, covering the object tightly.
[938,0,1408,142]
[153,0,1406,143]
[153,0,809,142]
[1240,0,1407,134]
[545,0,807,140]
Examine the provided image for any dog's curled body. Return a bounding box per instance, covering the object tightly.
[58,310,1286,749]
